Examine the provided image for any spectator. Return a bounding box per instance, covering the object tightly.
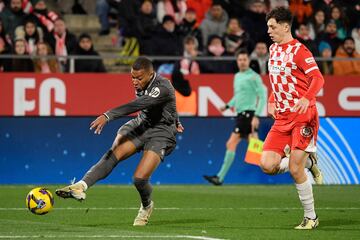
[241,0,269,46]
[0,0,5,12]
[157,0,187,25]
[308,9,326,40]
[186,0,212,27]
[96,0,110,35]
[250,41,268,75]
[200,1,228,48]
[178,35,200,75]
[296,23,319,56]
[33,41,60,73]
[317,20,342,55]
[15,18,43,55]
[172,36,200,116]
[115,0,141,38]
[352,22,360,53]
[0,17,11,52]
[134,0,157,55]
[0,0,25,40]
[318,41,333,75]
[8,38,34,72]
[333,37,360,75]
[45,18,77,72]
[289,0,313,26]
[29,0,60,34]
[224,17,252,55]
[201,34,235,73]
[269,0,289,10]
[73,33,106,73]
[330,5,347,40]
[152,15,182,57]
[177,8,203,51]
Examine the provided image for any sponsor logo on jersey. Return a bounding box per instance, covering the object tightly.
[149,87,160,98]
[300,126,313,137]
[305,57,315,64]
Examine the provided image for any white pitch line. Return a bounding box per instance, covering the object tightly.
[0,207,359,211]
[0,235,226,240]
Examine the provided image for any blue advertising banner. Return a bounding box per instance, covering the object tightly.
[0,117,359,184]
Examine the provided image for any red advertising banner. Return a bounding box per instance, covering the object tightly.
[0,73,359,116]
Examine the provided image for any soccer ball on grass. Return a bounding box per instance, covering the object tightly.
[26,187,54,215]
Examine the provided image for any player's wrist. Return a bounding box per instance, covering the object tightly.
[103,113,110,122]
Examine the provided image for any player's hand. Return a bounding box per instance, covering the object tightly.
[176,122,184,133]
[90,115,107,134]
[268,102,276,119]
[251,116,260,133]
[292,97,310,114]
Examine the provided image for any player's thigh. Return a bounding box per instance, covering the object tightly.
[111,134,137,161]
[263,127,291,156]
[234,111,254,139]
[291,106,319,153]
[134,150,161,179]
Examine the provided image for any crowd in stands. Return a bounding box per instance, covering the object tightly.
[0,0,106,72]
[0,0,360,75]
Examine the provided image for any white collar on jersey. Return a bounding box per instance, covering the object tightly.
[144,72,157,95]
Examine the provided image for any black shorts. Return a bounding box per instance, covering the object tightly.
[118,118,177,160]
[233,110,255,139]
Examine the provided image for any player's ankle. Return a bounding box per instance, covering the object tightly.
[77,180,88,191]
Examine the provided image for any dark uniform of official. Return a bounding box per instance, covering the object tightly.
[104,73,178,160]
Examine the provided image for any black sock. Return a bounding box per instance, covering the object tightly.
[133,178,153,208]
[82,150,118,187]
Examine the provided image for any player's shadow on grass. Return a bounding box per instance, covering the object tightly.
[153,218,214,226]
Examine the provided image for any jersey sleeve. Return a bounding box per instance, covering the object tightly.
[295,46,319,75]
[104,85,171,121]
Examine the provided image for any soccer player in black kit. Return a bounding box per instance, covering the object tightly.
[56,57,184,226]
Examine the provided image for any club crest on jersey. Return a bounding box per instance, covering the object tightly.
[149,87,160,98]
[300,126,313,137]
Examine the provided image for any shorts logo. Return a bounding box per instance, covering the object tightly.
[149,87,160,98]
[300,126,313,137]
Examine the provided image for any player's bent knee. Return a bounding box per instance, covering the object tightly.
[260,156,278,175]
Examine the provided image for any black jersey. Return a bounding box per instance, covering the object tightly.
[104,73,178,127]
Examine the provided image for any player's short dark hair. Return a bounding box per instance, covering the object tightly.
[235,48,249,58]
[266,7,293,26]
[132,57,153,71]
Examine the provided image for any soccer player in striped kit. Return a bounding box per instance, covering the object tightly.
[260,7,324,229]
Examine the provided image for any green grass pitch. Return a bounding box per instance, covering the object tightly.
[0,185,359,240]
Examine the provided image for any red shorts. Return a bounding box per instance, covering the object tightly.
[263,105,319,156]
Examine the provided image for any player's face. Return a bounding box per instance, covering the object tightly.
[131,68,153,91]
[236,54,250,71]
[267,18,289,44]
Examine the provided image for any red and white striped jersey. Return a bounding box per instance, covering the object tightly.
[268,39,319,112]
